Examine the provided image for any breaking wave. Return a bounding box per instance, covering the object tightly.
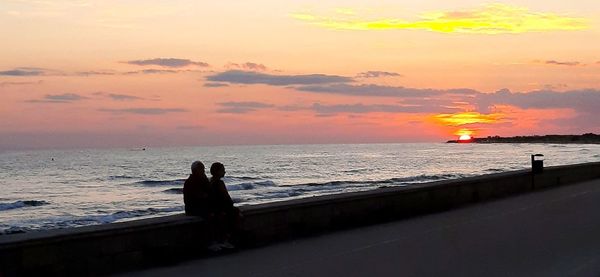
[0,206,183,235]
[0,200,49,212]
[135,179,186,186]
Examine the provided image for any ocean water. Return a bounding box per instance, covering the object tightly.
[1,143,599,234]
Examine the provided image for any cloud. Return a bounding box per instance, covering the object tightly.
[204,82,229,88]
[124,58,209,68]
[76,71,117,76]
[27,93,88,103]
[123,69,182,75]
[93,92,143,101]
[292,4,588,34]
[0,67,65,76]
[295,83,476,98]
[541,84,569,91]
[206,70,353,86]
[226,62,268,71]
[217,101,275,114]
[0,80,43,87]
[311,103,448,114]
[543,60,581,66]
[0,68,45,76]
[475,89,600,114]
[98,108,187,115]
[356,71,402,78]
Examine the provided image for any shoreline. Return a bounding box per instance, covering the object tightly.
[447,133,600,144]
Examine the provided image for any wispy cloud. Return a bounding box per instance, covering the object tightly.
[76,71,117,76]
[0,68,46,76]
[292,4,588,34]
[93,92,143,101]
[356,71,402,78]
[226,62,268,71]
[0,67,65,76]
[204,82,229,88]
[217,101,275,114]
[312,103,446,114]
[124,58,209,68]
[0,80,43,87]
[295,83,476,98]
[123,69,185,75]
[98,108,187,115]
[542,60,582,66]
[206,70,353,86]
[27,93,88,103]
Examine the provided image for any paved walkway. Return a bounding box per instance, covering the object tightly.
[124,179,600,277]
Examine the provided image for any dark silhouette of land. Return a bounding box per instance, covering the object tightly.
[447,133,600,144]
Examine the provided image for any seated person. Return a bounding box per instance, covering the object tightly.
[183,161,211,216]
[209,162,243,249]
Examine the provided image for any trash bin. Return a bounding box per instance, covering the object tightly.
[531,154,544,174]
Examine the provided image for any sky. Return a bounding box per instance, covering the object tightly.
[1,0,600,150]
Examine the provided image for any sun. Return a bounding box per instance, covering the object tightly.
[458,134,472,141]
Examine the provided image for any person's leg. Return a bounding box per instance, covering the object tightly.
[204,213,222,251]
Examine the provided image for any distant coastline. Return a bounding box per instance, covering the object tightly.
[447,133,600,144]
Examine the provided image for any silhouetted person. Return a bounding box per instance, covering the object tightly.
[183,161,211,216]
[209,162,242,249]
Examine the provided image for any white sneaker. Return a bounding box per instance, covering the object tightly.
[207,242,222,252]
[219,241,235,249]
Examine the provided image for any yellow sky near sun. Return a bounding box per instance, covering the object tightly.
[292,4,589,34]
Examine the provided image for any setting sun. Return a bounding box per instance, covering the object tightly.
[459,134,472,141]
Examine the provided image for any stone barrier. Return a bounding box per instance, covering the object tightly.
[1,162,600,276]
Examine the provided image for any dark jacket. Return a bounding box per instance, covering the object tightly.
[209,178,234,213]
[183,173,210,216]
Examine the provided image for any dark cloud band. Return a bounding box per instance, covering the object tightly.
[206,70,353,86]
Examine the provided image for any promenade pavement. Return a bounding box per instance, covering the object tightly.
[124,178,600,277]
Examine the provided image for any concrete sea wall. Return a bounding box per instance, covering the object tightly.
[2,162,600,276]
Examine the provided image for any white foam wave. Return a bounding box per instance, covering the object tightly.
[0,200,49,212]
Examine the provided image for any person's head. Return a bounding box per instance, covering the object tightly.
[190,161,205,175]
[210,162,225,178]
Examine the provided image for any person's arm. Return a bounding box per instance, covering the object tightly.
[218,180,234,208]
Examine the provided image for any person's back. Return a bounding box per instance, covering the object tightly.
[183,161,210,216]
[208,162,234,213]
[207,162,241,249]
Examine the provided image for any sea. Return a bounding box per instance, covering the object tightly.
[1,143,599,235]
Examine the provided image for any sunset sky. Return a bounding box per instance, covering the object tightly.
[1,0,600,149]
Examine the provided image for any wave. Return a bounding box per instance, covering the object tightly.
[227,180,276,191]
[296,174,466,188]
[135,179,186,186]
[224,176,261,181]
[72,207,183,225]
[108,175,137,180]
[0,226,31,235]
[0,200,49,212]
[163,188,183,194]
[1,206,184,235]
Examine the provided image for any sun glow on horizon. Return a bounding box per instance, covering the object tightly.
[459,134,472,141]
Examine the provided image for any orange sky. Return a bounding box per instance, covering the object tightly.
[1,1,600,149]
